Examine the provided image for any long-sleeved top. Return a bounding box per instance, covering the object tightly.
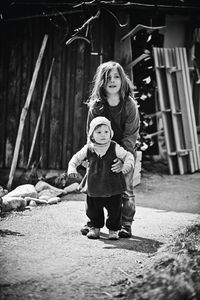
[87,96,140,156]
[67,141,134,197]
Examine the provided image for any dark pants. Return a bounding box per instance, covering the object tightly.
[86,194,122,231]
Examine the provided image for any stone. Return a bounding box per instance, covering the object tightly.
[47,197,60,205]
[1,197,27,212]
[3,184,38,199]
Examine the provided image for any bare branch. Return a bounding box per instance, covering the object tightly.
[73,9,100,36]
[66,36,90,45]
[103,7,128,27]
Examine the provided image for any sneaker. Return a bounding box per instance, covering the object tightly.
[80,224,91,236]
[109,230,119,240]
[87,227,100,239]
[118,226,132,238]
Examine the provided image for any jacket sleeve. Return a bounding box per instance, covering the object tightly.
[67,145,88,175]
[122,98,140,154]
[86,109,94,135]
[115,143,135,174]
[86,103,103,134]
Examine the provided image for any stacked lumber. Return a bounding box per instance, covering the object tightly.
[153,47,200,174]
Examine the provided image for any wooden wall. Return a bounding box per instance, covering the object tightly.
[0,13,115,170]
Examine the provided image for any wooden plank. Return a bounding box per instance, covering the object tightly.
[5,34,21,168]
[172,48,197,171]
[0,30,8,167]
[153,47,179,174]
[126,53,149,69]
[7,34,48,190]
[28,26,46,168]
[40,31,53,169]
[67,43,77,161]
[62,46,71,168]
[20,25,34,167]
[49,50,61,169]
[73,41,86,153]
[164,48,190,174]
[27,58,55,168]
[170,48,196,172]
[114,13,133,81]
[179,48,200,169]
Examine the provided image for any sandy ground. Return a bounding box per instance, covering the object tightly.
[0,165,200,300]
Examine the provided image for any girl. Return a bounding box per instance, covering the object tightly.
[67,116,134,240]
[81,61,140,238]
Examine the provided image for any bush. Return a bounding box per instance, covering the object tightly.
[119,223,200,300]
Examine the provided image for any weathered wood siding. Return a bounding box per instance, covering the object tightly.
[0,13,115,170]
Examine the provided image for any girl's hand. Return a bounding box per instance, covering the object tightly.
[68,173,78,178]
[122,164,131,174]
[111,158,123,173]
[82,159,89,168]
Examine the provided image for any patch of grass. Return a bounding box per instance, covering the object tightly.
[116,223,200,300]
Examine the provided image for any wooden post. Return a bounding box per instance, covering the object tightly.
[27,57,55,169]
[7,34,48,190]
[114,13,133,81]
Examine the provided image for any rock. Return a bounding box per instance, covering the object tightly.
[38,189,62,199]
[64,182,79,193]
[0,186,8,197]
[39,195,50,201]
[1,197,27,212]
[24,197,48,205]
[29,200,37,207]
[35,181,65,194]
[3,184,38,200]
[35,181,66,199]
[47,197,60,205]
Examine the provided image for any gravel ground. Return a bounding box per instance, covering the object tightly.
[0,167,200,300]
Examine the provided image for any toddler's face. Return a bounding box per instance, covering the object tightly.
[105,67,121,95]
[92,124,111,145]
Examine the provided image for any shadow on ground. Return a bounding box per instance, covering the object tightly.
[0,229,25,237]
[98,233,163,253]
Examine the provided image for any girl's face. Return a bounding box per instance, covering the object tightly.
[105,67,121,96]
[92,124,111,145]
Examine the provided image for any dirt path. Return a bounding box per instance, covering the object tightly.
[0,168,200,300]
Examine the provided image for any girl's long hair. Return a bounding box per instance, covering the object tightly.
[87,61,135,108]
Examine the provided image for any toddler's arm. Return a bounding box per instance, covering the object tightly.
[67,145,88,176]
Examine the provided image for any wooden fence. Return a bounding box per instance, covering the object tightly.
[0,15,114,170]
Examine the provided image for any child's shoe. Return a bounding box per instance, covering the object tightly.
[80,224,90,236]
[118,226,132,238]
[86,227,100,239]
[80,221,93,235]
[109,230,119,240]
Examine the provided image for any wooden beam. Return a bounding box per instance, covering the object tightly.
[114,13,133,81]
[121,24,166,41]
[7,34,48,190]
[27,57,55,169]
